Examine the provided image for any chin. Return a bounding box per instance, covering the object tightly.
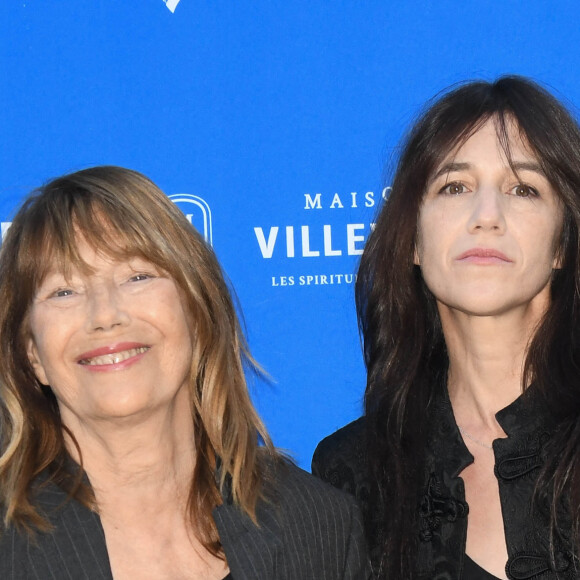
[438,294,516,316]
[88,395,161,421]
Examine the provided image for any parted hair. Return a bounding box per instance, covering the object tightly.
[357,76,580,577]
[0,165,277,556]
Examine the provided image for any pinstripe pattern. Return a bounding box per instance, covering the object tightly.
[0,462,371,579]
[1,483,113,580]
[214,462,371,579]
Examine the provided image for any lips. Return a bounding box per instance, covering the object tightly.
[456,248,513,263]
[77,343,151,366]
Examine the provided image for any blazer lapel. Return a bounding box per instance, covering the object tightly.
[26,481,114,580]
[213,499,282,580]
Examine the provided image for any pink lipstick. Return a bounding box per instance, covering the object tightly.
[77,342,151,372]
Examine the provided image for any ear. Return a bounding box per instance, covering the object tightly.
[413,243,421,266]
[27,338,49,385]
[552,244,564,270]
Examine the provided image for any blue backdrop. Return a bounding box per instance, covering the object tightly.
[2,1,580,468]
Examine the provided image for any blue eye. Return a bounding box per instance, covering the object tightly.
[53,288,74,298]
[129,273,153,282]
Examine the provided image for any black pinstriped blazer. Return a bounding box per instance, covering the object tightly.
[0,461,371,579]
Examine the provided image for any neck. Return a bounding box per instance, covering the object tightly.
[61,388,196,499]
[439,298,547,429]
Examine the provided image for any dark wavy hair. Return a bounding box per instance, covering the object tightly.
[357,76,580,577]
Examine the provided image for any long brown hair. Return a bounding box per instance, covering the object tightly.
[0,165,277,555]
[357,76,580,576]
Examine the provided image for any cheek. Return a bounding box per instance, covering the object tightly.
[415,214,445,271]
[526,215,564,270]
[27,309,72,387]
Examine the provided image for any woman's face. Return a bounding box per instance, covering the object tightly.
[415,119,564,318]
[26,237,194,428]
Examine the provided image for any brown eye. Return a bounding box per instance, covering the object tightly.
[440,182,467,195]
[513,184,538,198]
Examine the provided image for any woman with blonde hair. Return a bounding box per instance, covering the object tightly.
[0,166,369,579]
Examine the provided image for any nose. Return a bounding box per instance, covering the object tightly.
[467,187,506,234]
[86,284,130,332]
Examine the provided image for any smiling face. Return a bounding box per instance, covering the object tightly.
[26,237,194,428]
[414,118,564,319]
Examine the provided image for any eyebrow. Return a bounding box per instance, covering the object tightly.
[431,162,470,181]
[431,160,547,182]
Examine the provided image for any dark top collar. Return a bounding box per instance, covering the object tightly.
[428,381,558,478]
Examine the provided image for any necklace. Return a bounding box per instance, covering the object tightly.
[457,425,494,451]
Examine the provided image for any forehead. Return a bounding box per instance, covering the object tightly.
[438,118,536,169]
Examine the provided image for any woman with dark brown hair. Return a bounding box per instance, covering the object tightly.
[0,166,370,579]
[313,76,580,579]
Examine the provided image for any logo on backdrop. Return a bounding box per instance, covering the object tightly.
[1,222,11,242]
[162,0,181,13]
[0,194,213,246]
[169,193,213,245]
[254,188,390,288]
